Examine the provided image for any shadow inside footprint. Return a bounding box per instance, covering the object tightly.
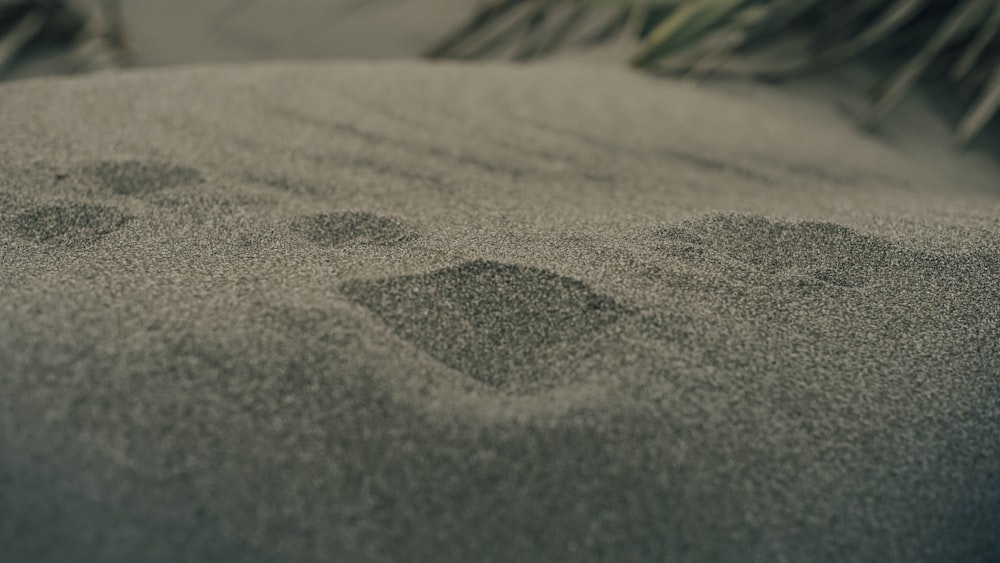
[86,160,204,195]
[292,211,417,247]
[12,203,130,246]
[656,214,897,287]
[342,260,626,388]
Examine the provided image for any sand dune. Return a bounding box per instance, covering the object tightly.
[1,61,998,562]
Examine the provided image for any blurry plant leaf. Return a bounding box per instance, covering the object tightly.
[643,3,762,75]
[694,0,929,79]
[952,0,1000,82]
[576,0,684,6]
[577,7,631,44]
[426,0,1000,144]
[810,0,928,72]
[0,7,44,76]
[515,3,588,59]
[424,0,523,58]
[631,0,747,67]
[461,2,546,60]
[742,0,822,39]
[956,67,1000,145]
[861,0,993,129]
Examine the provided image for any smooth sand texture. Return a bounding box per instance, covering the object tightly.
[1,61,999,562]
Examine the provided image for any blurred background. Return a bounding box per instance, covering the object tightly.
[0,0,474,80]
[2,0,999,160]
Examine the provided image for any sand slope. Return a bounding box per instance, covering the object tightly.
[1,61,999,562]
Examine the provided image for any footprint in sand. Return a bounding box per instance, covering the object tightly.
[12,202,130,247]
[341,259,626,388]
[85,160,204,195]
[656,213,898,287]
[292,211,417,247]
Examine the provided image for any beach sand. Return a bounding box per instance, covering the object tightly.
[1,60,998,562]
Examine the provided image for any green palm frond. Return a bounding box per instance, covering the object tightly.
[427,0,1000,147]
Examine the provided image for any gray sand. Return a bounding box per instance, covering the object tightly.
[1,61,999,562]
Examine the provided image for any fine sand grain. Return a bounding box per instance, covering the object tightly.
[1,60,998,562]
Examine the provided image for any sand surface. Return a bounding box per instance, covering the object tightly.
[1,60,999,562]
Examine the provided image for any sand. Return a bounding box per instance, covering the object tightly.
[1,60,999,562]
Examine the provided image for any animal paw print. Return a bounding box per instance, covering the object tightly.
[12,202,130,247]
[85,160,204,195]
[655,213,899,288]
[292,211,417,247]
[342,259,626,388]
